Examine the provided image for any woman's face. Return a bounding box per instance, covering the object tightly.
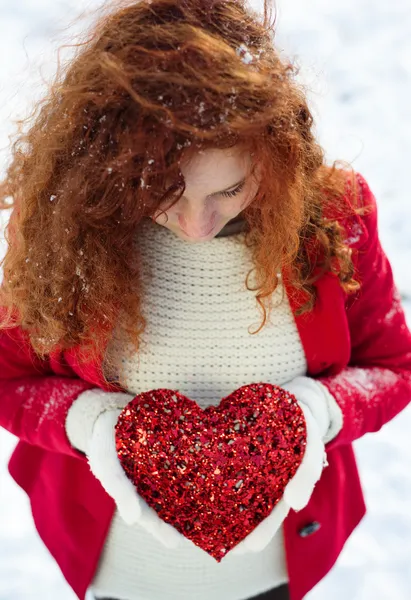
[152,147,260,243]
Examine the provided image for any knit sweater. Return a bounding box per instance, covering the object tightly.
[68,217,340,600]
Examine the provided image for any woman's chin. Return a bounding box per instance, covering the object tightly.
[173,222,222,242]
[153,218,230,242]
[177,229,217,243]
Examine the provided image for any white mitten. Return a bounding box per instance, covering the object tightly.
[65,388,186,549]
[88,409,185,548]
[278,376,343,511]
[229,497,290,556]
[228,376,343,555]
[281,398,326,511]
[282,376,343,445]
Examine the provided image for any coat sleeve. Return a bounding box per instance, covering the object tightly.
[317,173,411,450]
[0,320,96,459]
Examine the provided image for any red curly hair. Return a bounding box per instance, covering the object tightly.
[0,0,363,378]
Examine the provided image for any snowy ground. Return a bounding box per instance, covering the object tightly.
[0,0,411,598]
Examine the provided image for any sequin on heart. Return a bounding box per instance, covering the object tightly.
[115,383,306,561]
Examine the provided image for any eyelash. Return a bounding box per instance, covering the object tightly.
[220,181,245,198]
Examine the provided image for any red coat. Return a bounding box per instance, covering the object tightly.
[1,173,411,600]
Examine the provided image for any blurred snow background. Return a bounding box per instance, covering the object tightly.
[0,0,410,598]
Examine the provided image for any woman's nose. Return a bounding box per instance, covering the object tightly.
[178,202,216,237]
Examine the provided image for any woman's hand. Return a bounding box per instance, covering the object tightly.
[66,380,343,557]
[65,389,185,548]
[88,408,185,548]
[229,376,342,556]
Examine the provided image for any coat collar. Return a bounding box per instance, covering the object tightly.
[282,265,350,376]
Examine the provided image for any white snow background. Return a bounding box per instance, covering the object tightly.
[0,0,410,598]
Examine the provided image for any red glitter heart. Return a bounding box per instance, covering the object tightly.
[115,383,306,561]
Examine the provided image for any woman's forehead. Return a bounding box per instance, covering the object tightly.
[179,147,251,180]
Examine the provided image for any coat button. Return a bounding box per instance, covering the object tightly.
[298,521,321,537]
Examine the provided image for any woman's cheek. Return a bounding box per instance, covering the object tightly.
[238,186,258,213]
[152,210,165,225]
[216,196,246,217]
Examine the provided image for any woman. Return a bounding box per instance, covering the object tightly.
[1,1,410,599]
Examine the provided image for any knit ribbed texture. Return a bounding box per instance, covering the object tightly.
[91,217,308,600]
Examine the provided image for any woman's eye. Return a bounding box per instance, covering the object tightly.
[220,181,245,198]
